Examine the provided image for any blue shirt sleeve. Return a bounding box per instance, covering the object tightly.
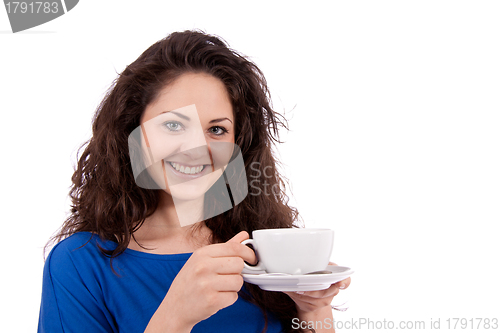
[38,237,117,333]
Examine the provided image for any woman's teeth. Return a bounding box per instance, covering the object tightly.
[169,162,205,175]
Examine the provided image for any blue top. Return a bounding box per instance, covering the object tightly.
[38,232,283,333]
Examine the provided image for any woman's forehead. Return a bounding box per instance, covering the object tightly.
[142,73,233,123]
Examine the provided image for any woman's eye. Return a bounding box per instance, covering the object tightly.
[163,121,183,132]
[209,126,228,136]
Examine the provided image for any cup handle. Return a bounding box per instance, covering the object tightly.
[241,239,266,272]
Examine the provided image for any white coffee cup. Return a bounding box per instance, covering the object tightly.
[241,228,334,275]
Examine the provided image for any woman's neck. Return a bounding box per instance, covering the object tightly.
[128,192,212,254]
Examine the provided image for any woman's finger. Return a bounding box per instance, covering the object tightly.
[213,274,245,292]
[226,231,250,244]
[293,284,340,299]
[337,277,351,290]
[202,241,256,264]
[211,257,245,274]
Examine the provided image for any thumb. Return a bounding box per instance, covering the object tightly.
[226,231,250,244]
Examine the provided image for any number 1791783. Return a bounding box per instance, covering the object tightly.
[5,2,60,14]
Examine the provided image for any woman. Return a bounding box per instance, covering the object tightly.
[38,30,350,333]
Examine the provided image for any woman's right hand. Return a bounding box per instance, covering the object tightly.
[145,231,256,332]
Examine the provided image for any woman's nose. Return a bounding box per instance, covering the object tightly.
[179,128,210,160]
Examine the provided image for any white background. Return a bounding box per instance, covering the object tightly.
[1,1,499,332]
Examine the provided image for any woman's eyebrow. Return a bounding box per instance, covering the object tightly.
[209,117,233,124]
[160,110,190,121]
[159,111,231,124]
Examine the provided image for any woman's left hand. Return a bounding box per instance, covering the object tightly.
[283,262,351,314]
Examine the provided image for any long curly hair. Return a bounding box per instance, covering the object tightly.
[48,30,307,333]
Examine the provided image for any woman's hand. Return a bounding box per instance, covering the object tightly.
[145,231,255,332]
[284,262,351,315]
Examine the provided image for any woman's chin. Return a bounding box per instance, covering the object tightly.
[169,188,206,202]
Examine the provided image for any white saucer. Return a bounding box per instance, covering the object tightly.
[242,264,354,292]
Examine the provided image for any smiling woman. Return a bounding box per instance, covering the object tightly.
[38,30,349,333]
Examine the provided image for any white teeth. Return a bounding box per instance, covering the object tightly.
[169,162,204,175]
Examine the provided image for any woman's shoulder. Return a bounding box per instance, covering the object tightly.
[48,232,112,256]
[45,232,114,275]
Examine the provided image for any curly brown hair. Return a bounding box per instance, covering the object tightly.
[48,30,307,333]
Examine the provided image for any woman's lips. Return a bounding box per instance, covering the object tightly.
[164,160,213,180]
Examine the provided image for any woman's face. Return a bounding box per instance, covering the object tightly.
[139,72,235,201]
